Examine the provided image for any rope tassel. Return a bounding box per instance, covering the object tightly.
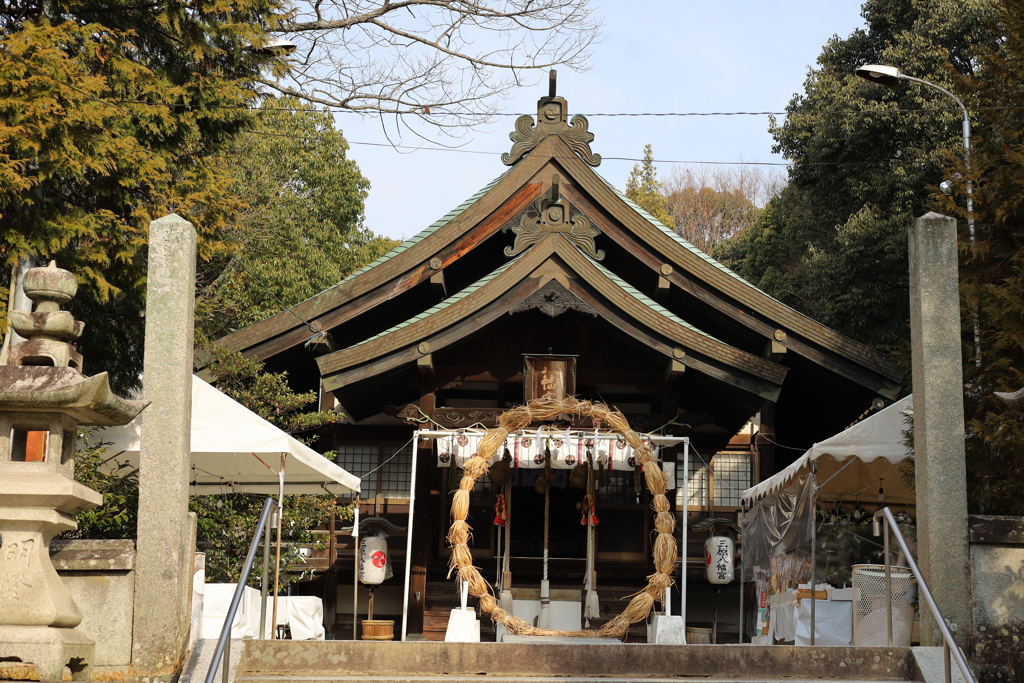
[583,458,600,626]
[497,481,514,619]
[494,493,508,526]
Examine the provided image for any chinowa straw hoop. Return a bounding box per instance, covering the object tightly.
[446,397,677,639]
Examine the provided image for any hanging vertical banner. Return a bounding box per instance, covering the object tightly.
[523,354,577,403]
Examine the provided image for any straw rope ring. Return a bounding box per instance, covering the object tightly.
[446,396,677,639]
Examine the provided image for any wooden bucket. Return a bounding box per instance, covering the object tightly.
[361,619,395,640]
[685,627,712,644]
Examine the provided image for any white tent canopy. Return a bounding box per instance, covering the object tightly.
[741,395,913,506]
[92,375,360,495]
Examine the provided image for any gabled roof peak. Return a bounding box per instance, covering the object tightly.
[502,71,600,167]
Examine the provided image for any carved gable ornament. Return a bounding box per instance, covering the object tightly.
[504,174,605,260]
[501,72,600,167]
[509,281,597,319]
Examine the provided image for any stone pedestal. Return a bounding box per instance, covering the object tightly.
[444,608,481,642]
[0,626,95,682]
[648,614,687,644]
[0,261,148,681]
[908,212,972,647]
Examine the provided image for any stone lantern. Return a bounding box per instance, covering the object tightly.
[0,262,148,681]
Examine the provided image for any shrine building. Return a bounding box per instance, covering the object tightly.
[206,80,903,642]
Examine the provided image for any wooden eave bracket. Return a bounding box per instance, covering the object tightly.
[548,135,904,386]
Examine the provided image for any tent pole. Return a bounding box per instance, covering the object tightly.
[259,500,274,638]
[738,503,744,644]
[401,435,419,642]
[272,460,284,639]
[810,460,817,646]
[682,439,689,633]
[352,497,359,640]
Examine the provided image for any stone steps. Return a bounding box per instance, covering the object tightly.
[239,678,905,683]
[233,641,918,683]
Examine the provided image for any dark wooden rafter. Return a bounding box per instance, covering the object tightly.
[209,147,552,361]
[562,277,781,401]
[428,365,670,387]
[553,155,903,394]
[554,242,786,386]
[320,236,786,401]
[322,276,542,392]
[212,123,900,404]
[386,404,672,432]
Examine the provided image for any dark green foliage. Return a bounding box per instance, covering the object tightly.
[726,0,997,354]
[197,334,341,437]
[0,1,287,392]
[189,492,351,588]
[71,429,140,539]
[938,0,1024,515]
[196,98,398,339]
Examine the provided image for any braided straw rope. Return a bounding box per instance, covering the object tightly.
[446,396,677,639]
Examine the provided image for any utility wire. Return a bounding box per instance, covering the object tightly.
[46,93,1024,117]
[236,128,940,168]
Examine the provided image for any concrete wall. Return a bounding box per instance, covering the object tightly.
[50,539,136,666]
[968,515,1024,682]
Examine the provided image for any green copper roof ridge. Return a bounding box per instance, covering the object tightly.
[348,256,521,348]
[595,172,802,313]
[583,254,723,344]
[246,168,515,325]
[330,168,514,290]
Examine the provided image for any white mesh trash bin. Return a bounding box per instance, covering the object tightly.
[852,564,916,646]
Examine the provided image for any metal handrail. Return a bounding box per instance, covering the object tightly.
[204,496,278,683]
[880,507,974,683]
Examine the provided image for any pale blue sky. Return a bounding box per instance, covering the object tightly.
[337,1,869,242]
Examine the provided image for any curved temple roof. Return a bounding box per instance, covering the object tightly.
[209,87,903,434]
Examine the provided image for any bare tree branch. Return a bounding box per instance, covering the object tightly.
[263,0,602,138]
[663,163,786,253]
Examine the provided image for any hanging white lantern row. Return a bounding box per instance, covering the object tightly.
[705,534,734,585]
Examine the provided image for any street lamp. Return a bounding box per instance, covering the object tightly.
[855,64,974,240]
[255,38,297,56]
[857,64,982,366]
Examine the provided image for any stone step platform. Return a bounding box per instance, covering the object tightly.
[234,641,918,683]
[239,678,906,683]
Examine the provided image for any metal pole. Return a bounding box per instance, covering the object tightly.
[810,461,817,646]
[899,73,980,365]
[738,505,744,644]
[681,439,689,633]
[401,435,419,642]
[884,519,893,647]
[259,504,274,639]
[882,508,975,683]
[271,463,284,639]
[944,642,952,683]
[221,634,230,683]
[204,497,275,683]
[352,497,359,641]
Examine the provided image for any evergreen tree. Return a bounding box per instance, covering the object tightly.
[724,0,997,353]
[934,0,1024,515]
[196,98,398,339]
[0,1,287,390]
[625,144,676,231]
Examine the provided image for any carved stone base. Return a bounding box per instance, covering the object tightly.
[0,625,94,682]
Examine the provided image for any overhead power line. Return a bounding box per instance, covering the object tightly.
[66,97,1024,117]
[238,128,944,168]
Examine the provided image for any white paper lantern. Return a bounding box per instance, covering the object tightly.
[704,535,734,585]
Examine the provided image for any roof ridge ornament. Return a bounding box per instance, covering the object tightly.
[504,174,605,260]
[501,70,601,167]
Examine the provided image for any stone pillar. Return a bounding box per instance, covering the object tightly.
[909,212,972,647]
[131,214,197,675]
